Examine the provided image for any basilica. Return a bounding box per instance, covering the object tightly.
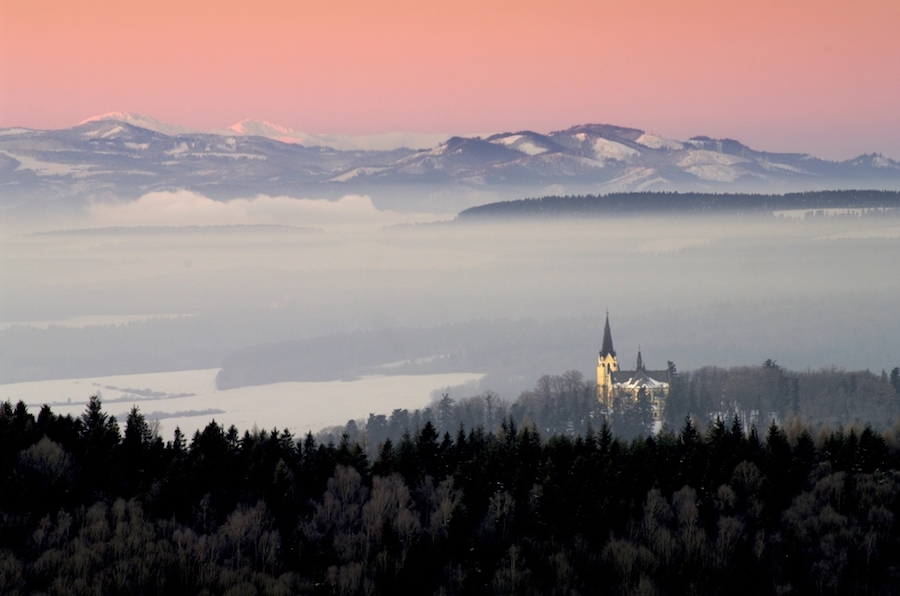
[596,314,671,424]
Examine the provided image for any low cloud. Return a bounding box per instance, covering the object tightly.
[85,190,444,230]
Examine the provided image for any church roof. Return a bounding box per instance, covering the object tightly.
[611,368,670,388]
[600,313,616,358]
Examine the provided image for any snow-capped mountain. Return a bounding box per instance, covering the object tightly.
[79,113,453,151]
[2,115,899,213]
[323,122,900,193]
[78,112,209,137]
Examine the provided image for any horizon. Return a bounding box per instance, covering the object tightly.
[5,111,898,163]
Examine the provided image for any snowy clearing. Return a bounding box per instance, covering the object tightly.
[2,369,485,440]
[635,133,684,151]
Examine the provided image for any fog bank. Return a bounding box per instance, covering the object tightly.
[2,206,898,393]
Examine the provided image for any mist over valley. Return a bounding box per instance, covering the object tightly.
[2,201,897,435]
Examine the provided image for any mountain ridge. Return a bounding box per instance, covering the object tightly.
[77,112,456,151]
[3,114,900,214]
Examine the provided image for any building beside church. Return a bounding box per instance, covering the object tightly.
[596,314,671,424]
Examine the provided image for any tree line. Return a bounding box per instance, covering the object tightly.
[457,190,900,218]
[665,362,900,430]
[329,363,900,447]
[3,367,900,594]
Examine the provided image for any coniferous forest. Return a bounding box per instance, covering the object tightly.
[4,363,900,595]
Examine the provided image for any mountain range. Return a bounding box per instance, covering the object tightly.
[2,113,899,214]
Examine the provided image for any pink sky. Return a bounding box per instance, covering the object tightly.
[2,0,898,159]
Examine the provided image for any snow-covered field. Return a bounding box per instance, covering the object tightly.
[1,369,484,440]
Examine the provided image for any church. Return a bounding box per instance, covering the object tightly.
[596,314,671,424]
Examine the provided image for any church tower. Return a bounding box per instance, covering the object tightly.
[597,312,619,409]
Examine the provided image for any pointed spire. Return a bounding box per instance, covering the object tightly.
[600,312,616,358]
[636,348,644,371]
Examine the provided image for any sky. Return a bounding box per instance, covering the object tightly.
[1,0,899,159]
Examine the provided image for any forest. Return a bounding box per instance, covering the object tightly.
[341,363,900,446]
[457,190,900,218]
[2,362,900,594]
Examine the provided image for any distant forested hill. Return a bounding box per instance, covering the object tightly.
[214,319,602,396]
[457,189,900,218]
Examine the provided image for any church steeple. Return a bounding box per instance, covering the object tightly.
[600,311,616,358]
[597,311,620,410]
[636,348,644,371]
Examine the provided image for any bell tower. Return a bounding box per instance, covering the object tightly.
[597,312,619,409]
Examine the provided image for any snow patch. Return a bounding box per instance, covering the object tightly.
[635,133,684,151]
[329,166,389,182]
[759,162,806,174]
[616,376,669,391]
[516,142,548,156]
[868,156,895,168]
[165,142,189,155]
[592,138,639,161]
[678,150,746,167]
[685,165,741,182]
[493,134,522,145]
[490,135,549,155]
[0,150,90,176]
[99,125,124,138]
[597,168,664,192]
[677,150,747,181]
